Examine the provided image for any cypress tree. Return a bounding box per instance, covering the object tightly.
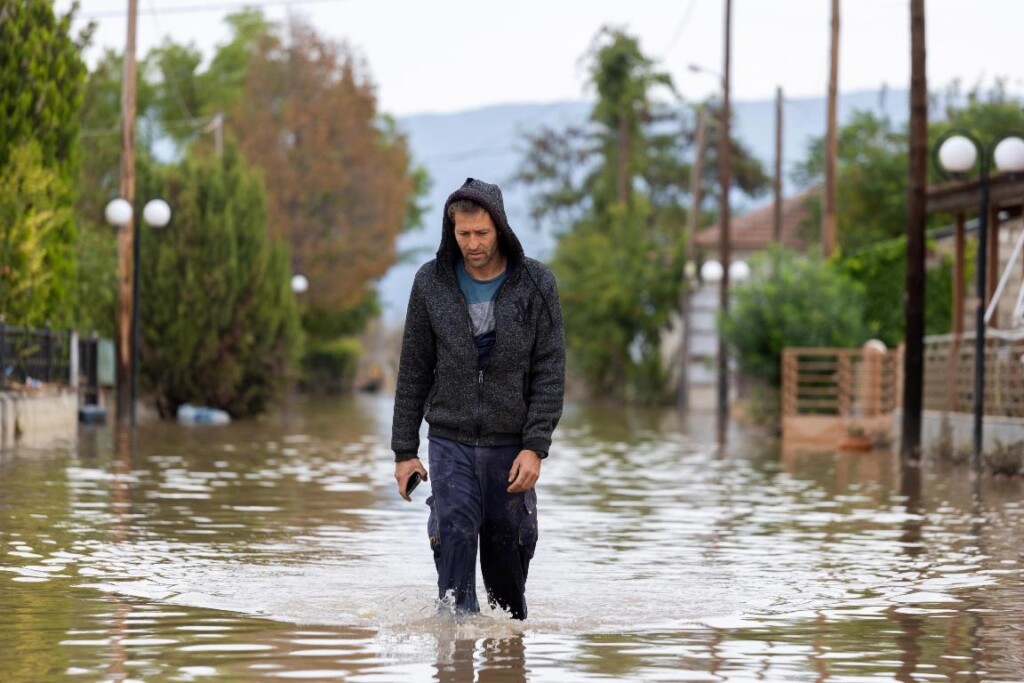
[0,0,88,327]
[138,144,301,417]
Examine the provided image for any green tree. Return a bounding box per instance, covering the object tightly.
[0,0,88,176]
[0,0,89,327]
[138,144,301,417]
[516,27,769,401]
[795,94,1024,253]
[0,144,73,326]
[721,247,871,387]
[796,110,908,251]
[198,10,275,118]
[836,236,960,347]
[937,79,1024,134]
[143,10,276,150]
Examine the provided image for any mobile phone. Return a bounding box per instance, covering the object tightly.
[405,471,421,497]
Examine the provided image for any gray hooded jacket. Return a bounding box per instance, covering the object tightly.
[391,178,566,461]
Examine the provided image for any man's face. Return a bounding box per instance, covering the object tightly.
[453,210,502,276]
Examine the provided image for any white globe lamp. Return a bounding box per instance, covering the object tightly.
[729,260,751,282]
[700,260,724,283]
[937,135,977,174]
[291,274,309,294]
[104,198,133,227]
[994,136,1024,173]
[142,199,172,228]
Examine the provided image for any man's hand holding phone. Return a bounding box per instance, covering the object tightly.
[395,458,428,501]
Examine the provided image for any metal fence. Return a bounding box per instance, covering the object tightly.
[0,323,72,389]
[0,323,111,400]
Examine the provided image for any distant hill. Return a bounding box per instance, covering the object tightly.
[380,89,910,321]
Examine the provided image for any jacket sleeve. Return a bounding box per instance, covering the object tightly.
[391,270,436,461]
[522,267,566,455]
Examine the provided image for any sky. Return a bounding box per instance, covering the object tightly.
[62,0,1024,116]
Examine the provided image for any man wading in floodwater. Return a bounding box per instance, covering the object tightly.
[391,178,565,620]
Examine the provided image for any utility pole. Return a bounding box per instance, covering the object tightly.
[116,0,139,428]
[773,86,784,243]
[902,0,927,461]
[717,0,733,442]
[823,0,839,257]
[679,106,707,410]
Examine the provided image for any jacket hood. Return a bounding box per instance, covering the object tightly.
[438,178,525,274]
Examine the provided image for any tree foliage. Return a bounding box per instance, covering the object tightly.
[553,201,682,399]
[722,240,960,389]
[721,247,871,386]
[795,111,909,251]
[794,91,1024,252]
[0,144,74,326]
[138,145,301,417]
[0,0,88,327]
[516,27,769,401]
[836,237,960,347]
[0,0,88,176]
[129,12,427,338]
[229,18,418,335]
[72,9,427,401]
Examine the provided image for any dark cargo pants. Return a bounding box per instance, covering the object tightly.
[426,435,539,620]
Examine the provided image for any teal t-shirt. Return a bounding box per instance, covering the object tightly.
[456,259,507,367]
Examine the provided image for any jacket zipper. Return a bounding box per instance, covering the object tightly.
[474,277,514,443]
[474,369,484,445]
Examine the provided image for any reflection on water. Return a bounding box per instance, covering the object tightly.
[2,395,1024,681]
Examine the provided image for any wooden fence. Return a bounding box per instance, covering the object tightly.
[782,332,1024,448]
[782,347,902,418]
[781,346,901,448]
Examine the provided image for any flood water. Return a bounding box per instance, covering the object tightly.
[2,395,1024,682]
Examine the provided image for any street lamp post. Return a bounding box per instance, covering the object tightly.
[934,130,1024,470]
[105,197,172,427]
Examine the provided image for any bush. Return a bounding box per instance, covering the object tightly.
[301,337,361,394]
[721,246,870,387]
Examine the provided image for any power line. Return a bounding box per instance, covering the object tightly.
[82,113,215,138]
[80,0,351,20]
[660,0,700,58]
